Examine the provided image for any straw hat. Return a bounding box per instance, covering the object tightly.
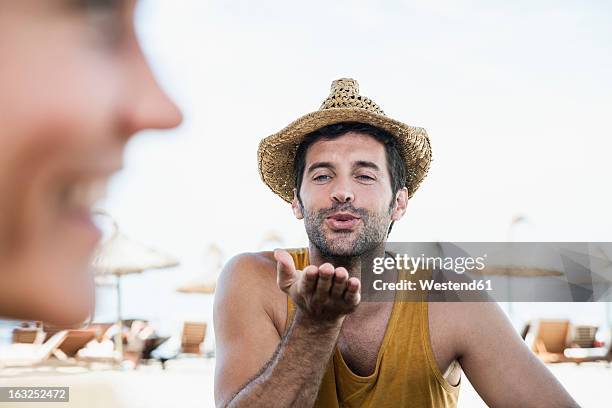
[257,78,432,203]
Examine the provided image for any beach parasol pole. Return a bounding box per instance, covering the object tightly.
[115,275,123,359]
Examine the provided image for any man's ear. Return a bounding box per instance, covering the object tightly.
[291,189,304,220]
[391,187,408,221]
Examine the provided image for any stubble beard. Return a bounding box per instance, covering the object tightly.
[303,202,391,265]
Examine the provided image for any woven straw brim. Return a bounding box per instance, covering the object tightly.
[258,107,432,203]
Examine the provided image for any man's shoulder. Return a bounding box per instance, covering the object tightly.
[429,300,499,325]
[219,251,278,285]
[215,251,289,333]
[428,300,509,356]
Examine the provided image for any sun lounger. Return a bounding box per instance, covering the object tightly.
[0,330,68,368]
[72,323,123,365]
[181,321,207,354]
[55,330,97,358]
[531,319,570,362]
[571,325,598,348]
[529,319,612,364]
[154,321,208,369]
[141,336,170,361]
[12,327,45,344]
[75,338,122,365]
[87,322,115,342]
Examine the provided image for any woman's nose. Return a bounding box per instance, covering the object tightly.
[118,46,183,136]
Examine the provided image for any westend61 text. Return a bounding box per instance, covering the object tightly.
[373,279,493,292]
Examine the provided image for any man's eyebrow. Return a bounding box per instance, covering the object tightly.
[307,161,334,173]
[353,160,380,171]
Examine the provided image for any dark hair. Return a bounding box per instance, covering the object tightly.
[293,122,407,234]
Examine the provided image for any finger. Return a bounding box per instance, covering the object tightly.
[274,249,297,293]
[330,267,349,298]
[299,265,319,295]
[343,277,361,306]
[312,263,335,303]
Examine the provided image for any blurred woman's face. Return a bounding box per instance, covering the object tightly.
[0,0,182,325]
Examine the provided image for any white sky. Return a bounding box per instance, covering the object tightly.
[96,0,612,328]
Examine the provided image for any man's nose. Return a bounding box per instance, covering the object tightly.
[331,184,354,204]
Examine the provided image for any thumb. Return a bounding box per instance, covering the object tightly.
[274,249,297,292]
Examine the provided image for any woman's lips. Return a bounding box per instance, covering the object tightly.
[56,176,110,248]
[325,213,361,231]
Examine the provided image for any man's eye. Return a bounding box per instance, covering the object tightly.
[313,175,331,182]
[356,175,375,181]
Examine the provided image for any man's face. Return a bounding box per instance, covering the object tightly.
[294,132,406,258]
[0,0,182,324]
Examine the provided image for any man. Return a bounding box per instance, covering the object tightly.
[214,79,578,407]
[0,0,181,325]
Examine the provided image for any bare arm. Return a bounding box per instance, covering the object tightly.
[214,250,360,408]
[455,302,578,408]
[225,311,342,408]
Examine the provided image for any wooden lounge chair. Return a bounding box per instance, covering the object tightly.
[530,319,570,363]
[74,323,122,365]
[181,321,207,354]
[55,330,97,358]
[571,325,598,348]
[75,340,122,365]
[141,336,170,361]
[0,330,68,368]
[12,327,45,344]
[563,346,612,364]
[87,323,115,342]
[156,321,208,369]
[530,319,612,364]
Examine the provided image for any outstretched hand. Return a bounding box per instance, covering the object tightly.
[274,249,361,322]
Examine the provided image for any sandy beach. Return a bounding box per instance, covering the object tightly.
[1,358,609,407]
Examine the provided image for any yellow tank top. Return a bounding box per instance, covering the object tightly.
[285,248,460,408]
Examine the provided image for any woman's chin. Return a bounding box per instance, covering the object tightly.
[0,258,96,325]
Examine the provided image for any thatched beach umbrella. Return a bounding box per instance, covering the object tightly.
[475,266,563,278]
[176,281,216,294]
[91,210,179,357]
[176,244,222,295]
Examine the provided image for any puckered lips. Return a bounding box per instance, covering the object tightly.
[325,211,361,231]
